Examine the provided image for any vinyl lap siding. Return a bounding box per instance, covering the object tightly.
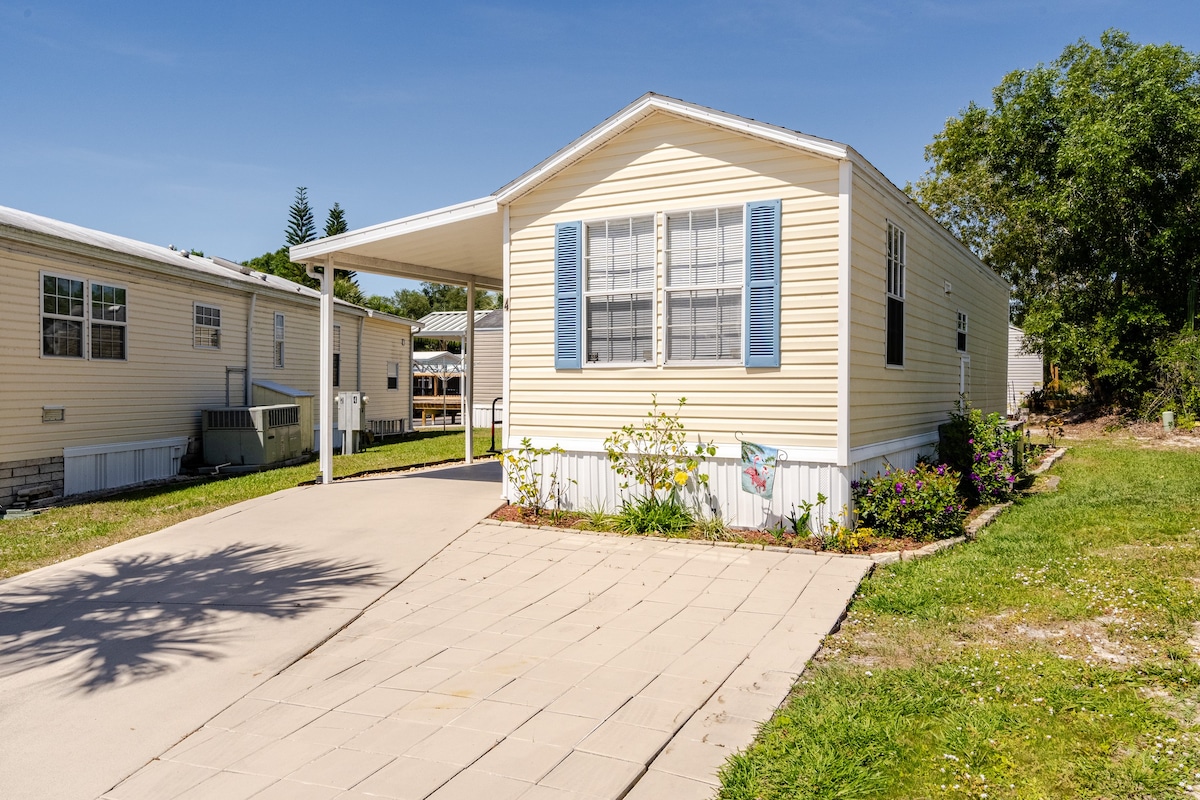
[471,329,503,405]
[0,243,247,463]
[847,169,1009,450]
[360,316,412,423]
[507,111,841,447]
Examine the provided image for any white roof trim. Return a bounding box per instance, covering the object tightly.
[494,93,850,204]
[290,195,499,262]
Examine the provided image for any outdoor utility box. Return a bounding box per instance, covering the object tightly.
[336,391,368,433]
[202,404,303,466]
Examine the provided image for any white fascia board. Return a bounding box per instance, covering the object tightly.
[495,93,850,204]
[290,196,500,263]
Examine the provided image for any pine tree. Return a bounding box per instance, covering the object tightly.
[324,202,348,237]
[285,187,316,246]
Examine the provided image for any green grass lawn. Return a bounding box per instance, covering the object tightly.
[719,439,1200,799]
[0,428,499,579]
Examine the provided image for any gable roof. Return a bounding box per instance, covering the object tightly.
[494,92,851,204]
[417,309,503,337]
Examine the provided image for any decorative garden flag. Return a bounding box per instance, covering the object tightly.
[740,440,778,499]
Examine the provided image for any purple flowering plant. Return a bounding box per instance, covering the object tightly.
[852,463,966,541]
[936,400,1026,504]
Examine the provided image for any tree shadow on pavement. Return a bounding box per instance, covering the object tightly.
[0,544,384,692]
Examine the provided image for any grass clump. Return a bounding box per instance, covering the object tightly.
[718,439,1200,799]
[0,429,497,579]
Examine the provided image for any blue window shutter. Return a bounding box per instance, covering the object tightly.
[744,199,781,367]
[554,221,583,369]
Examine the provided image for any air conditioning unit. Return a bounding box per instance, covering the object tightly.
[202,404,303,466]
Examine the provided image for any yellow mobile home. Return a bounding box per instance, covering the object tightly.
[293,94,1009,525]
[0,206,417,508]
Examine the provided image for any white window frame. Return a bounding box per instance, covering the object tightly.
[273,312,285,368]
[40,272,86,359]
[663,205,746,365]
[40,271,128,361]
[956,310,968,353]
[387,361,400,391]
[885,221,906,367]
[582,214,657,366]
[193,303,222,349]
[89,280,128,360]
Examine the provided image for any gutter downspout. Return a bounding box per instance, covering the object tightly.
[356,315,364,391]
[307,260,334,484]
[246,292,256,406]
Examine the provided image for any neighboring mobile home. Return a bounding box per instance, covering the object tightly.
[292,94,1009,526]
[416,310,504,427]
[0,206,416,508]
[1007,325,1044,416]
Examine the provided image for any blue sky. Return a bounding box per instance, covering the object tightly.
[3,1,1199,298]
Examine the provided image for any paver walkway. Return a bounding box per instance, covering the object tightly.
[104,522,870,800]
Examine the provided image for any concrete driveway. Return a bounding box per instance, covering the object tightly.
[0,461,506,800]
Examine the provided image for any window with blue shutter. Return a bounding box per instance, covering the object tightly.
[744,199,782,368]
[554,221,583,369]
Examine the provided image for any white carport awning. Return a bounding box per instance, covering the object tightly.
[289,196,505,486]
[290,196,503,290]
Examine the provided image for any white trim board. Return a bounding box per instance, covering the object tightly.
[512,436,839,464]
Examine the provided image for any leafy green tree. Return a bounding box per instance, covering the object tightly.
[419,283,500,313]
[912,30,1200,404]
[245,247,316,288]
[324,202,348,238]
[285,187,316,246]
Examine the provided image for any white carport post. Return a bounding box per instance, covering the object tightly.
[319,258,334,484]
[464,280,475,464]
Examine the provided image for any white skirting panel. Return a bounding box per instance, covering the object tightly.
[849,433,939,485]
[473,402,503,429]
[505,449,851,531]
[63,436,189,496]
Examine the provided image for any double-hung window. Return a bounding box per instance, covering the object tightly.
[665,207,744,362]
[194,303,221,348]
[387,362,400,391]
[90,283,127,359]
[583,216,655,364]
[41,273,126,359]
[42,275,85,357]
[886,222,906,366]
[273,313,285,368]
[956,311,968,352]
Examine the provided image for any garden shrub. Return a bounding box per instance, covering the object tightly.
[937,402,1024,505]
[502,438,571,515]
[852,463,966,542]
[1141,331,1200,421]
[604,395,716,533]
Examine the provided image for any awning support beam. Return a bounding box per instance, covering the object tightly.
[465,281,475,465]
[322,252,502,292]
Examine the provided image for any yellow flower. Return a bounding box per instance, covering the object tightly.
[674,470,689,486]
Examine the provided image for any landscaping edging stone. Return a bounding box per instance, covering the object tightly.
[484,446,1069,567]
